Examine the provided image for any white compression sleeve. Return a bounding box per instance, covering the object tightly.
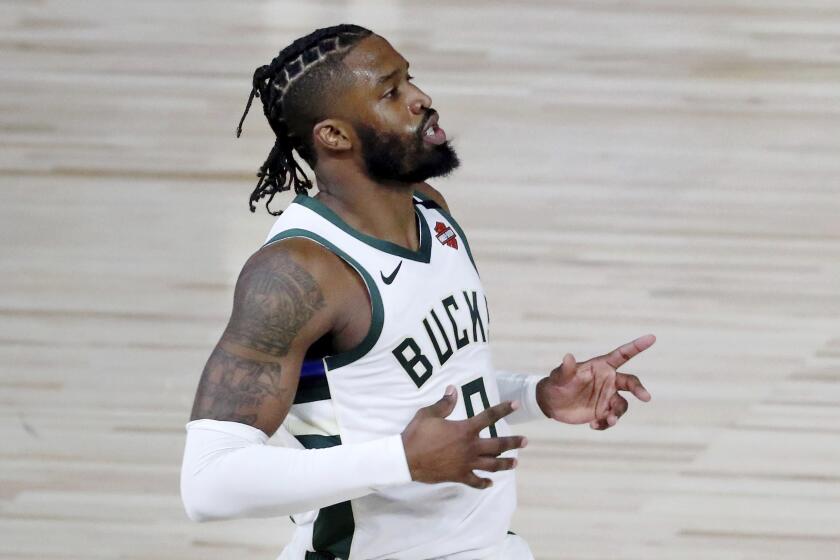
[494,371,548,424]
[180,419,411,522]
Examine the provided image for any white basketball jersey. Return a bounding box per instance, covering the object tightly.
[264,191,516,560]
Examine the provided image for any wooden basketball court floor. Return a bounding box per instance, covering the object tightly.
[1,1,839,558]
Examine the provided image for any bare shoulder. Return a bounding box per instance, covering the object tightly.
[188,237,354,431]
[226,237,339,358]
[413,182,451,213]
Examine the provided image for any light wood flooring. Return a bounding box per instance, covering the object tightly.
[1,1,839,558]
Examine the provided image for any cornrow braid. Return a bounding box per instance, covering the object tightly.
[236,24,373,215]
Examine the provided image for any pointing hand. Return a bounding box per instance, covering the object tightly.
[535,334,655,429]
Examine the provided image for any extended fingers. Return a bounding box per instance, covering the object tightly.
[463,472,493,489]
[468,400,518,432]
[616,372,651,402]
[476,435,528,456]
[474,456,518,473]
[604,334,656,368]
[462,435,526,490]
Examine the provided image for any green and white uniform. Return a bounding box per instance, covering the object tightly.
[267,192,518,560]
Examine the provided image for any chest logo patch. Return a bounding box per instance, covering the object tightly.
[434,221,458,249]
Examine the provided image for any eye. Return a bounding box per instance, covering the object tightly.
[383,87,397,99]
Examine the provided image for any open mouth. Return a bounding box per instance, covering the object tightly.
[421,111,447,145]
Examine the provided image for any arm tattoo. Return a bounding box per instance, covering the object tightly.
[190,252,326,425]
[190,346,285,425]
[227,253,326,356]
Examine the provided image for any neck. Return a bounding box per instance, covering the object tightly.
[313,166,420,251]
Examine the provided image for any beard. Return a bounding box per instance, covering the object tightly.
[354,115,460,185]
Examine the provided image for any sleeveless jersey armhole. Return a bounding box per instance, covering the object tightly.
[263,228,385,372]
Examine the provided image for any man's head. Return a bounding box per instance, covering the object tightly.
[238,25,459,214]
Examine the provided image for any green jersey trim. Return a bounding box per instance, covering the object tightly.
[294,433,342,449]
[296,434,354,559]
[293,375,331,404]
[412,190,479,274]
[293,195,432,263]
[263,228,385,371]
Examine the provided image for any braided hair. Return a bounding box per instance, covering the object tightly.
[236,24,373,215]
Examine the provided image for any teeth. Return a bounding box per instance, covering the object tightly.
[425,127,435,137]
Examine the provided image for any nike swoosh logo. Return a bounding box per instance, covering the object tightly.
[381,261,403,285]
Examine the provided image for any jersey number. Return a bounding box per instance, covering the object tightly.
[461,377,498,437]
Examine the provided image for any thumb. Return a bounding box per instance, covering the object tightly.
[551,353,577,384]
[423,384,458,418]
[564,353,577,373]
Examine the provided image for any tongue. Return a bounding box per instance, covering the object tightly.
[423,125,447,145]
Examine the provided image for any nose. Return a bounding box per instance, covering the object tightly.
[409,86,432,115]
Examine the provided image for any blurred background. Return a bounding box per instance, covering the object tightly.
[2,1,839,558]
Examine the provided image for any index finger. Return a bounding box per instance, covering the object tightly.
[604,333,656,368]
[467,400,518,432]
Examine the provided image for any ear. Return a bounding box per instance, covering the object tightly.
[312,119,353,155]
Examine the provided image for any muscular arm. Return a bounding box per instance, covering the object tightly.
[190,240,330,433]
[181,240,412,521]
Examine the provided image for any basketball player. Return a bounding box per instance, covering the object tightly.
[180,24,655,560]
